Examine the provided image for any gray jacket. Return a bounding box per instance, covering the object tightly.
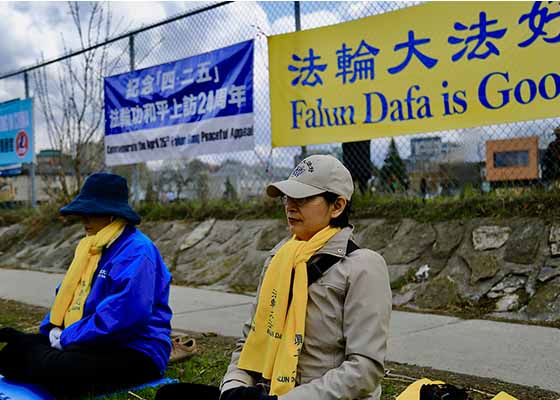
[220,227,392,400]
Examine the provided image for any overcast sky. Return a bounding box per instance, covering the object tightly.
[1,2,187,76]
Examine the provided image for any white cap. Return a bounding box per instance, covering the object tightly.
[266,154,354,200]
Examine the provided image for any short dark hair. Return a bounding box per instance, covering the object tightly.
[320,192,351,228]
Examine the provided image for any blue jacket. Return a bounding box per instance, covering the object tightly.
[40,225,173,374]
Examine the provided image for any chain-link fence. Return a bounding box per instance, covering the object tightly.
[0,1,558,206]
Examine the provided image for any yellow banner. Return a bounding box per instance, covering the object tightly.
[268,2,560,147]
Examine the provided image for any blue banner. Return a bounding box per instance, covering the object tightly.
[0,163,22,176]
[0,98,34,166]
[104,40,254,166]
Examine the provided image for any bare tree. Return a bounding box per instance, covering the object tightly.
[158,160,197,200]
[33,2,124,199]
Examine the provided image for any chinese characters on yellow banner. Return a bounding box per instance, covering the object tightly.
[268,2,560,147]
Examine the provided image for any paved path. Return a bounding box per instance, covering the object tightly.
[1,269,559,393]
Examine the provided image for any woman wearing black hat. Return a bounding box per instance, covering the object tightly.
[0,173,173,397]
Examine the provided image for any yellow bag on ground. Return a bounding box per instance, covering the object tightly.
[396,378,446,400]
[396,378,518,400]
[491,393,519,400]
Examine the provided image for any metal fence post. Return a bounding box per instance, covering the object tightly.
[294,1,307,162]
[24,71,36,208]
[129,34,140,203]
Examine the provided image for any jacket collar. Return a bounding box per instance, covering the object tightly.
[269,225,355,258]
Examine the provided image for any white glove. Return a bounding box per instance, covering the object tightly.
[49,327,63,350]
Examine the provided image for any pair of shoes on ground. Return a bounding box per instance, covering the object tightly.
[169,333,197,363]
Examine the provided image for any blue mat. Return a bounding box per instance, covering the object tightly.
[99,377,178,398]
[0,376,54,400]
[0,375,177,399]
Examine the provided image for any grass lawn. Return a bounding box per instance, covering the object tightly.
[1,299,558,400]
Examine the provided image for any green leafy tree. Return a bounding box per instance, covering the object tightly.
[144,171,157,203]
[379,138,409,192]
[185,159,211,201]
[223,177,238,201]
[195,171,209,202]
[542,126,560,185]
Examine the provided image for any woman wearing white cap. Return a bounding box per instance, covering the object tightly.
[220,154,392,400]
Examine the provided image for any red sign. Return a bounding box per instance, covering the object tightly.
[15,130,29,158]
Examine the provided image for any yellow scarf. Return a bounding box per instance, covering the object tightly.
[50,219,127,328]
[238,226,340,396]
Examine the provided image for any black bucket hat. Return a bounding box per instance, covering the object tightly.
[60,173,141,225]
